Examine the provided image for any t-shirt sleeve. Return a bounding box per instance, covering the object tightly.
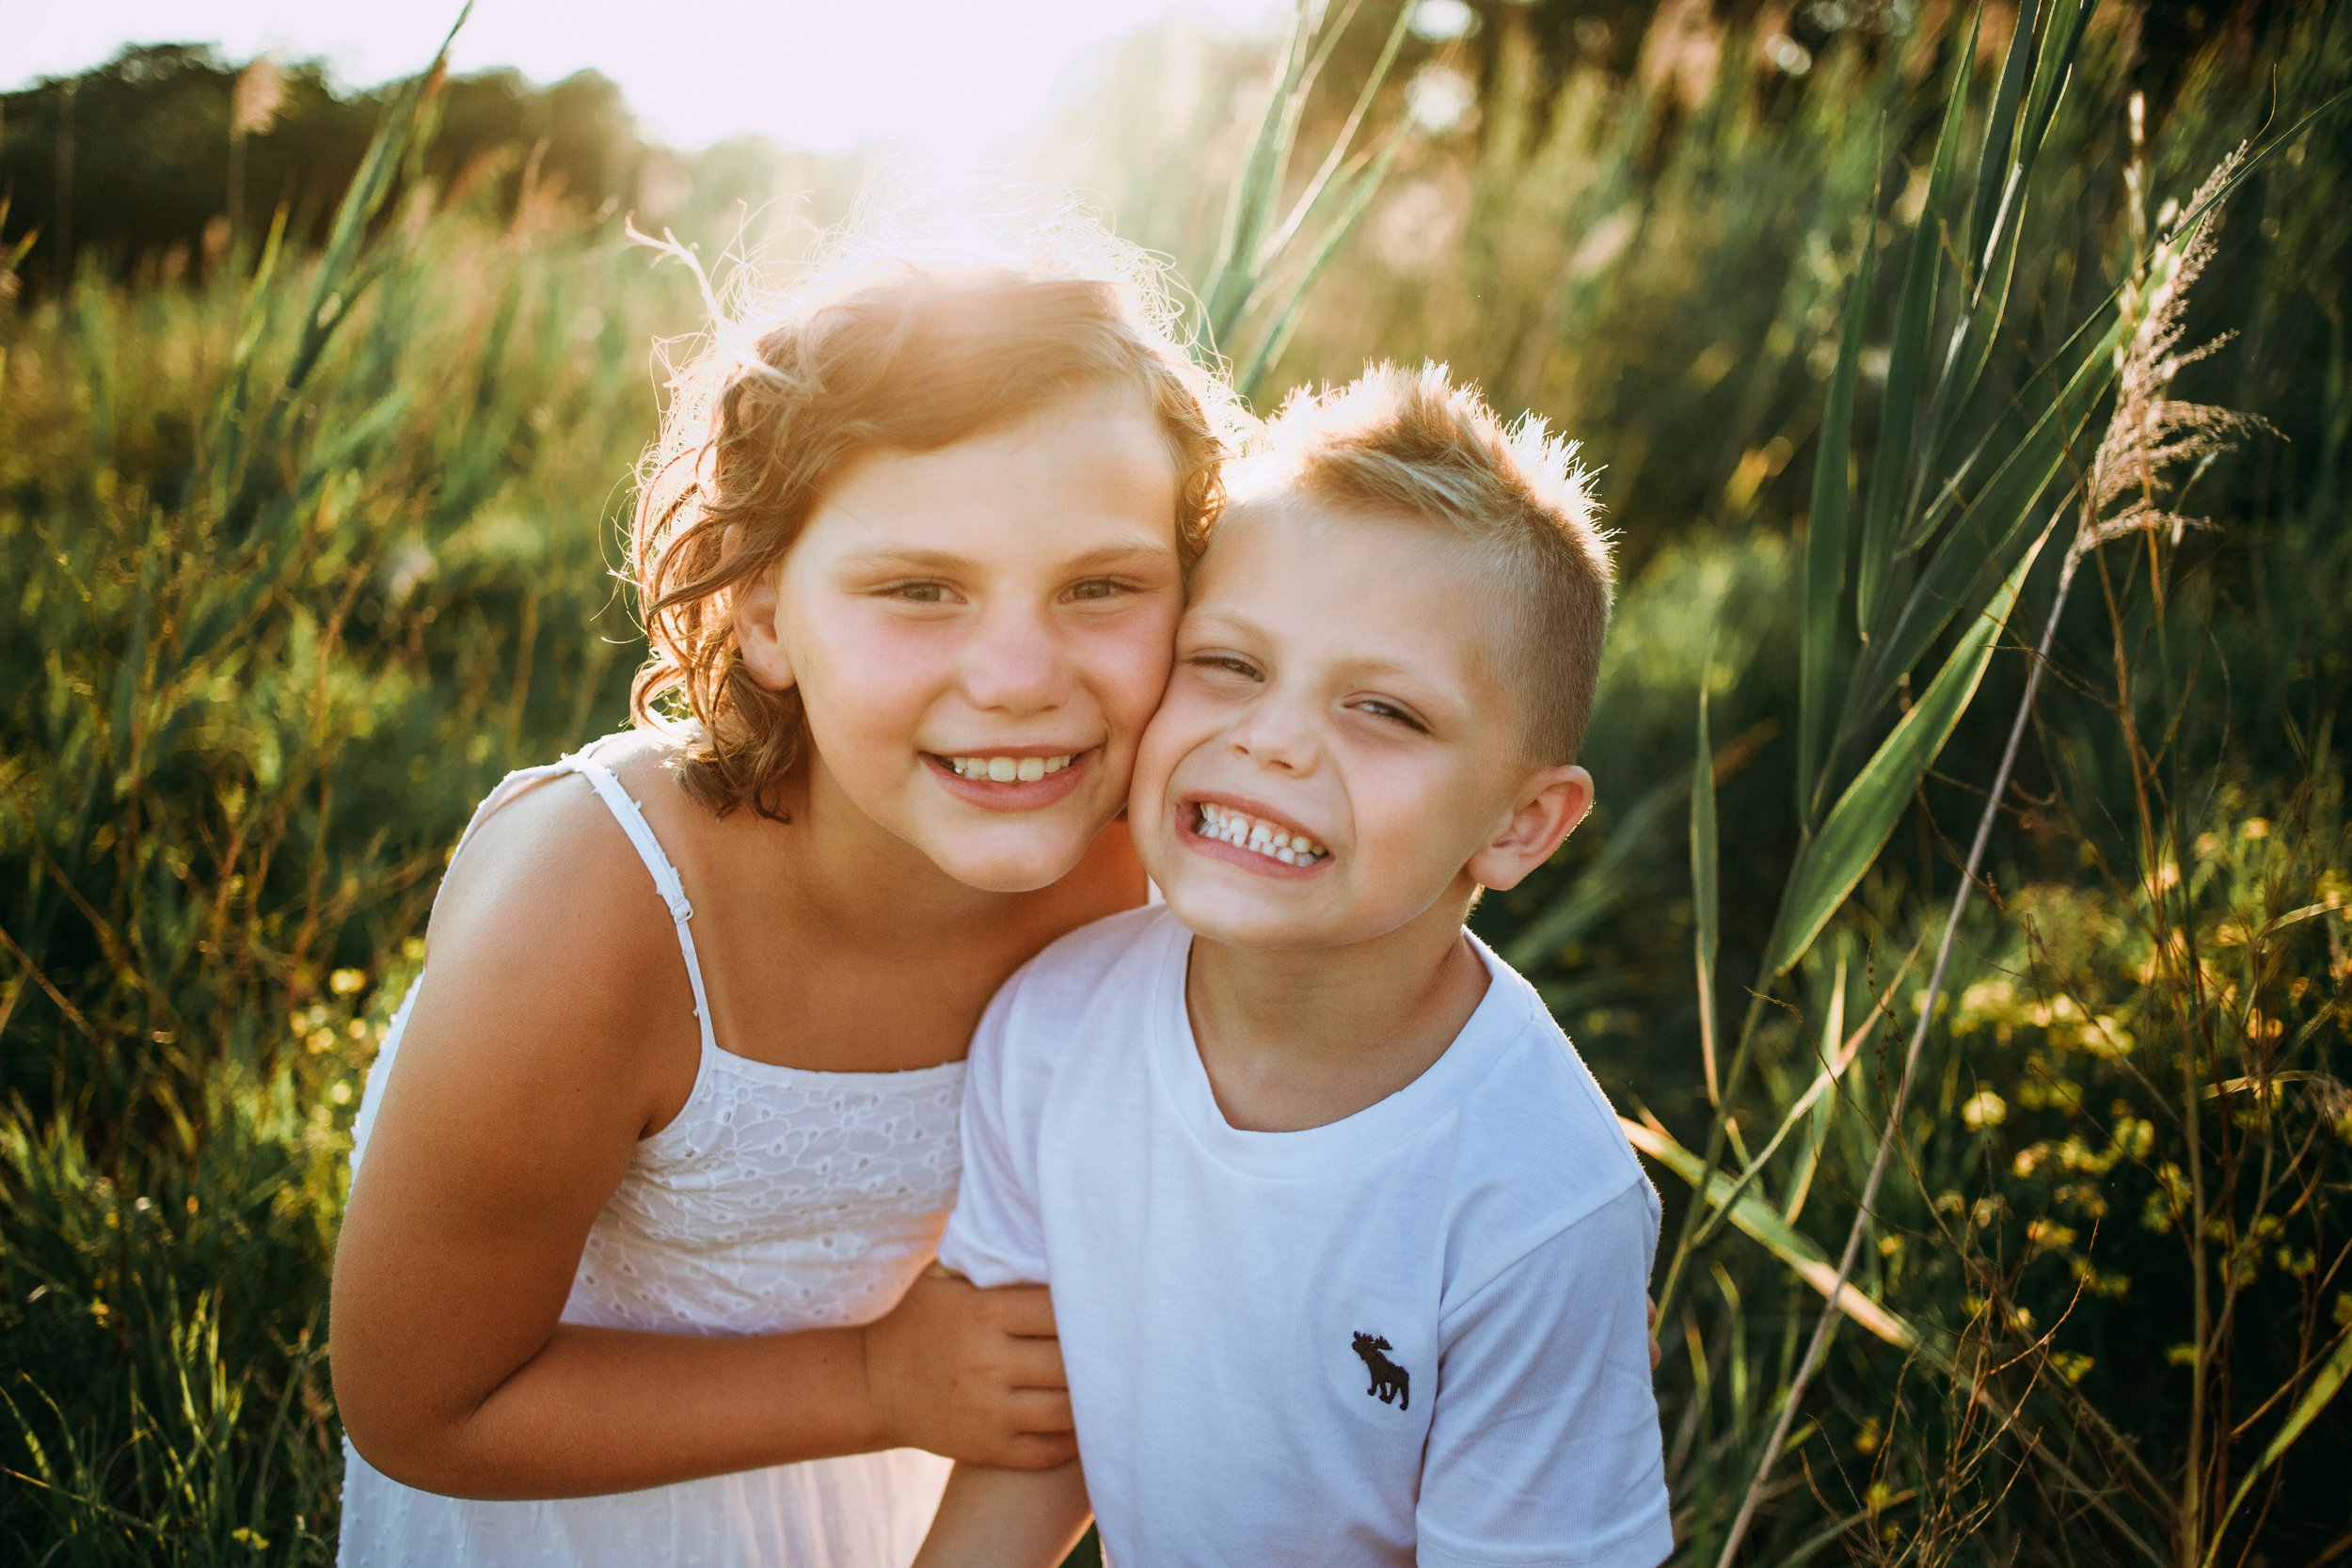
[1418,1180,1673,1568]
[934,979,1049,1289]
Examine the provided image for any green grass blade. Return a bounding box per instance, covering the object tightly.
[2201,1326,2352,1568]
[1851,309,2122,721]
[2018,0,2090,159]
[1962,0,2044,276]
[1798,196,1877,823]
[1853,16,1976,636]
[1232,118,1409,403]
[1622,1114,1920,1349]
[1251,0,1413,279]
[1203,2,1316,347]
[284,14,465,396]
[1764,525,2049,978]
[1692,663,1722,1105]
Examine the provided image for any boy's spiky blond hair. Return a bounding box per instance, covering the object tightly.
[1237,361,1613,766]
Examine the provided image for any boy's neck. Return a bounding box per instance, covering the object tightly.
[1184,879,1489,1133]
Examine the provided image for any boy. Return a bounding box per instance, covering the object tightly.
[917,364,1672,1567]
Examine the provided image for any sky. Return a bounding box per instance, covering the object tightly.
[7,0,1289,153]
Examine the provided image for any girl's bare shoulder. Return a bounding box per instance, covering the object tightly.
[420,747,700,1048]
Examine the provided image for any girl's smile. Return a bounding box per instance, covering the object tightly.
[926,746,1098,810]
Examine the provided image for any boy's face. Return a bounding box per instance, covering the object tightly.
[1131,500,1587,950]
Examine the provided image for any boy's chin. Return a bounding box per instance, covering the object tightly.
[1157,879,1343,952]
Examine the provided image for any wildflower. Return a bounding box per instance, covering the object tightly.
[2026,1219,2077,1257]
[1853,1417,1883,1454]
[1962,1090,2007,1131]
[329,967,367,995]
[2166,1342,2200,1367]
[2052,1352,2095,1385]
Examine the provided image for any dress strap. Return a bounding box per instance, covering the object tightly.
[433,747,722,1068]
[562,752,723,1068]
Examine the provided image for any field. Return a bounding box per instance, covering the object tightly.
[4,2,2350,1563]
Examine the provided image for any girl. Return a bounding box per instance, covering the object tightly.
[328,223,1236,1566]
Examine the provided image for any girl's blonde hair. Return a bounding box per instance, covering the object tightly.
[629,209,1236,820]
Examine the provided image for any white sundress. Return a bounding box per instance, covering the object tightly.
[337,749,961,1568]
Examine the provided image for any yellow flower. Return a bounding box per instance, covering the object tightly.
[1962,1090,2008,1131]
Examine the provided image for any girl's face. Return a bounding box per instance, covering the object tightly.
[742,395,1185,893]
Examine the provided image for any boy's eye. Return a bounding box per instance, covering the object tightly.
[1185,652,1262,681]
[886,581,952,604]
[1353,698,1428,732]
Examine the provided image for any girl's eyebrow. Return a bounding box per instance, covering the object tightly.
[838,541,1179,575]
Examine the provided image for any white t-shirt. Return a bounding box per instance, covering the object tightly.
[938,906,1673,1568]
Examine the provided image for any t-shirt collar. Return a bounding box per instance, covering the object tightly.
[1146,911,1535,1178]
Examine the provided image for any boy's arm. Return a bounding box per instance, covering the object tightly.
[1417,1182,1674,1568]
[913,1460,1092,1568]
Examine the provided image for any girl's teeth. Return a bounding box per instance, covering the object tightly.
[1191,803,1327,865]
[946,754,1075,782]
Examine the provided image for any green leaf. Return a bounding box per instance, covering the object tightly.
[1798,200,1877,822]
[1621,1115,1919,1349]
[2017,0,2090,160]
[1233,118,1409,403]
[1853,13,1976,635]
[1763,526,2049,978]
[1692,670,1722,1105]
[1851,309,2122,721]
[1203,3,1316,349]
[2201,1327,2352,1568]
[1960,0,2043,273]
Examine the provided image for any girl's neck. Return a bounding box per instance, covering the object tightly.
[1183,880,1488,1133]
[771,761,1035,944]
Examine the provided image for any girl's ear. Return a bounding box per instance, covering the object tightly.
[1466,764,1594,893]
[733,567,797,691]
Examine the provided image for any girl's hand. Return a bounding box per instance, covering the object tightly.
[861,1267,1075,1468]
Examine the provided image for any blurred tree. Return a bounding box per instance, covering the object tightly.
[0,44,645,292]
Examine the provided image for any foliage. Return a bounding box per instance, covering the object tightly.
[1,3,2347,1564]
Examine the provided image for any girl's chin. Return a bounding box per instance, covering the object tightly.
[918,825,1096,895]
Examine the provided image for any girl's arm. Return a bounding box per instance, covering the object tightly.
[329,783,1073,1498]
[913,1463,1094,1568]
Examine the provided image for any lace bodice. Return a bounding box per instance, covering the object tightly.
[338,750,959,1568]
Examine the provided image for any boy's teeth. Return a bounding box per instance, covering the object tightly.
[1190,802,1328,864]
[946,753,1074,782]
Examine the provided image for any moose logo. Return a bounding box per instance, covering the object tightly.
[1350,1331,1410,1411]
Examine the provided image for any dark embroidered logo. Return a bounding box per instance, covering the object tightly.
[1351,1331,1410,1411]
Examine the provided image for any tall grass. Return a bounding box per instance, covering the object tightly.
[3,3,2347,1563]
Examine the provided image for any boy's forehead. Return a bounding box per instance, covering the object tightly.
[1189,494,1518,693]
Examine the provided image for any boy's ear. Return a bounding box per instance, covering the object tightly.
[733,567,797,691]
[1466,764,1594,893]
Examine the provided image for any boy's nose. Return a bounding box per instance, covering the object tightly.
[1226,697,1317,775]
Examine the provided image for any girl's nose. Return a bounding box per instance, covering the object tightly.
[960,602,1073,717]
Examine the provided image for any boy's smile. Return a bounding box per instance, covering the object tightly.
[1131,499,1581,952]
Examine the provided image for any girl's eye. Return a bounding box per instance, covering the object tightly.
[888,581,951,604]
[1354,698,1427,732]
[1068,578,1130,603]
